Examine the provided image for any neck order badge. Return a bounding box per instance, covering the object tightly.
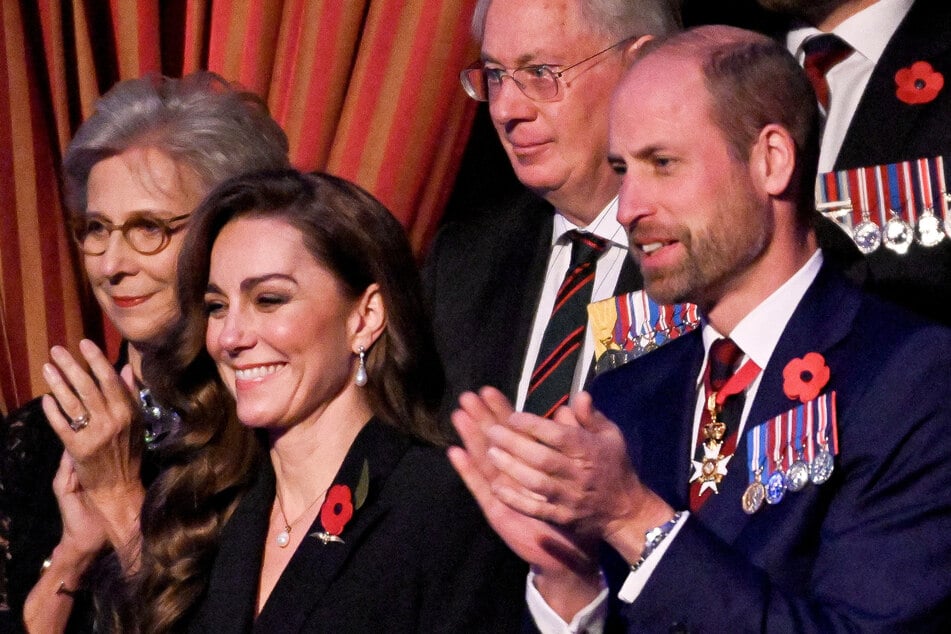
[689,338,761,511]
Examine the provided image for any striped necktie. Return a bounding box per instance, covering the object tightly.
[524,230,607,418]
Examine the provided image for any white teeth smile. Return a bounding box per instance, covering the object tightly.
[641,242,665,254]
[234,364,283,380]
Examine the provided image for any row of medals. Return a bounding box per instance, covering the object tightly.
[823,193,949,255]
[594,318,701,375]
[740,438,835,515]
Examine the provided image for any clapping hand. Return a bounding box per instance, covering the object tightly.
[41,339,147,566]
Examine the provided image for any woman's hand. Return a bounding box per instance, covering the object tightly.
[41,339,147,568]
[53,450,109,557]
[22,452,107,633]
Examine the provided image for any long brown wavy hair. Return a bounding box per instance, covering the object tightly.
[127,169,447,631]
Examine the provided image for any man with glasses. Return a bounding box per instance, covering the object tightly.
[423,0,680,419]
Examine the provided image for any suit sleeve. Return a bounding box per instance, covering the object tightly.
[415,458,528,633]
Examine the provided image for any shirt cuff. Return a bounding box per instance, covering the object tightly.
[526,568,609,634]
[617,510,690,603]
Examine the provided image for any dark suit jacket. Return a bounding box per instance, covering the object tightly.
[589,264,951,632]
[185,419,526,633]
[812,0,951,325]
[422,189,642,413]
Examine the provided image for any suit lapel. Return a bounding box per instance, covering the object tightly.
[252,421,410,633]
[504,199,555,399]
[625,334,705,511]
[189,448,270,633]
[694,266,861,544]
[835,0,951,169]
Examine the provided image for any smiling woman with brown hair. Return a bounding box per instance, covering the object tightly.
[110,169,524,633]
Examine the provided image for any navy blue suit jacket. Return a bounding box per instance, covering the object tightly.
[589,264,951,632]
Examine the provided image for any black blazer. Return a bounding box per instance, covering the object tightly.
[814,0,951,325]
[589,265,951,632]
[185,420,527,633]
[422,189,642,412]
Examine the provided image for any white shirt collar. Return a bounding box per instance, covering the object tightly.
[552,196,627,249]
[701,249,824,371]
[787,0,914,65]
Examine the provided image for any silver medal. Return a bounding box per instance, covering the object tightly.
[765,470,787,505]
[882,214,913,254]
[810,446,835,484]
[637,332,658,354]
[852,219,881,254]
[916,211,946,247]
[786,460,811,492]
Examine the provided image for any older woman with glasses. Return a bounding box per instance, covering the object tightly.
[0,70,289,631]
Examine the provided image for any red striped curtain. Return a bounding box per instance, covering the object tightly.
[0,0,479,413]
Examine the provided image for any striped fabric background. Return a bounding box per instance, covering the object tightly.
[0,0,480,412]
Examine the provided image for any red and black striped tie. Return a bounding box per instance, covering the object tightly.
[524,230,607,418]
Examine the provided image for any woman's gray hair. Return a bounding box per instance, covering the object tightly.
[62,71,290,215]
[471,0,681,43]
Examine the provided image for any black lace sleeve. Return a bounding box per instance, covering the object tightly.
[0,397,64,626]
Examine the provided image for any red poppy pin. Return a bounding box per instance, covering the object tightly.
[895,61,944,105]
[782,352,830,403]
[311,459,370,545]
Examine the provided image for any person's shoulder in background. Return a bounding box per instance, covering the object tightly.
[0,397,64,628]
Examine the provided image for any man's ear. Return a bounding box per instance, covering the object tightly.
[751,124,797,198]
[349,283,386,352]
[622,34,654,65]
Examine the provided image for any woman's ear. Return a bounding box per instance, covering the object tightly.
[349,283,386,351]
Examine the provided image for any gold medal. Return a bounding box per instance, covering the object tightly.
[742,471,765,515]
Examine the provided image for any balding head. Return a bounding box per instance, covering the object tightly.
[630,25,820,212]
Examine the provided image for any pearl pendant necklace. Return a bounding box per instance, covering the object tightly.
[274,486,328,548]
[276,525,292,548]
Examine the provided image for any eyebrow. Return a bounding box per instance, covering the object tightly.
[84,209,179,220]
[632,144,668,160]
[205,273,297,295]
[481,50,557,68]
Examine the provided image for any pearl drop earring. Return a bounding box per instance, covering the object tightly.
[355,345,368,387]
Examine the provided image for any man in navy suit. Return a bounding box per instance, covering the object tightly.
[422,0,680,416]
[754,0,951,325]
[450,25,951,632]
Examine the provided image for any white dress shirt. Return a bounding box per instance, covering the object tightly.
[514,197,628,411]
[786,0,913,172]
[528,250,825,632]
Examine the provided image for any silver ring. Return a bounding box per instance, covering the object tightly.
[68,411,90,432]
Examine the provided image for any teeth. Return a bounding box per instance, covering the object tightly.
[641,242,664,254]
[235,364,282,380]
